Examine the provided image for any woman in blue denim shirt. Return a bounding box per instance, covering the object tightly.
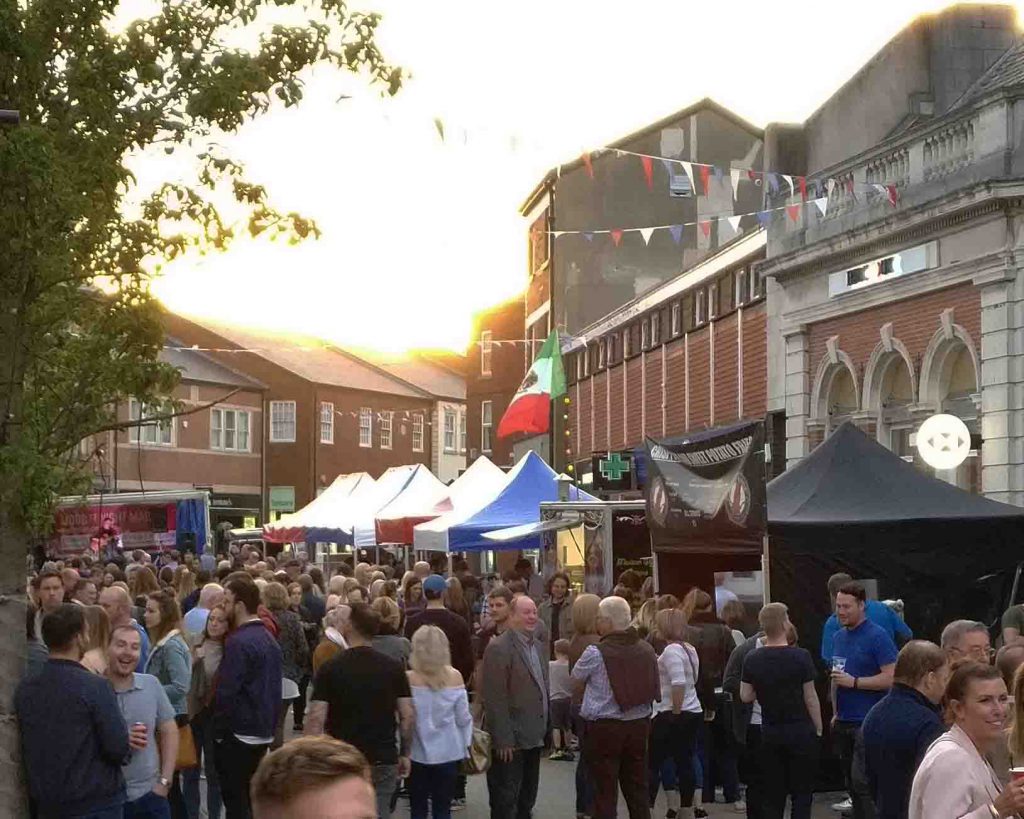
[145,589,193,817]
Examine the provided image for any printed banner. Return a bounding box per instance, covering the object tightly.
[644,421,766,554]
[50,502,177,556]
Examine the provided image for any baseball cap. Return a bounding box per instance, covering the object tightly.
[423,574,447,594]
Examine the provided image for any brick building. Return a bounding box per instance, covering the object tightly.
[163,313,456,519]
[84,344,266,530]
[466,293,526,468]
[761,4,1022,499]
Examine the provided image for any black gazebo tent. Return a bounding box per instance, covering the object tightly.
[768,422,1024,652]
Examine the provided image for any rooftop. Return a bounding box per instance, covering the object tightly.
[161,341,265,390]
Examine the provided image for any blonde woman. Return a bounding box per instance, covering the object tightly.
[407,625,472,819]
[632,598,658,641]
[80,605,111,674]
[372,596,411,667]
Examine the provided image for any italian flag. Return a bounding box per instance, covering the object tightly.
[497,330,567,439]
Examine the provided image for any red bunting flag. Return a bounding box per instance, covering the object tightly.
[798,176,807,201]
[846,178,855,194]
[641,156,654,190]
[582,152,594,178]
[699,165,711,195]
[610,229,623,247]
[786,205,801,223]
[698,220,711,238]
[886,184,899,207]
[747,170,762,186]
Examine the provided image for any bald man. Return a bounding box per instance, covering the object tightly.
[98,585,151,671]
[183,583,224,644]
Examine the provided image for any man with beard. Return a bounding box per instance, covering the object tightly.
[106,624,179,818]
[214,574,283,819]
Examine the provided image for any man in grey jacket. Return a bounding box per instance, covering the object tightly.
[481,595,549,819]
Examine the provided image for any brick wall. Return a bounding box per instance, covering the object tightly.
[665,340,686,435]
[742,308,768,419]
[645,351,664,438]
[608,364,625,450]
[714,314,739,423]
[689,332,711,428]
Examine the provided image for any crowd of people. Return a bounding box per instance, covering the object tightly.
[18,545,1024,819]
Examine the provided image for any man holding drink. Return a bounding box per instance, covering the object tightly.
[830,581,898,819]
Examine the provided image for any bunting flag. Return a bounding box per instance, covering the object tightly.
[497,330,566,440]
[699,165,712,196]
[610,229,623,247]
[814,197,829,217]
[756,211,772,228]
[698,220,711,238]
[786,205,801,223]
[887,184,899,207]
[639,227,655,245]
[767,173,780,195]
[827,179,837,197]
[641,156,654,190]
[783,175,795,197]
[679,161,695,192]
[583,232,594,241]
[582,152,594,178]
[660,158,674,179]
[730,168,742,199]
[728,215,743,233]
[798,176,807,201]
[668,224,683,244]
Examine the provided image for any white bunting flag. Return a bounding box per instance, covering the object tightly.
[827,179,837,197]
[783,175,795,197]
[552,231,565,239]
[639,227,655,246]
[679,161,695,192]
[814,197,829,217]
[728,215,743,233]
[730,168,742,199]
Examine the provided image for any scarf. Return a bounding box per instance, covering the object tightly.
[597,627,660,712]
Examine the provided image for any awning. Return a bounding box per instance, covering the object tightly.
[483,515,584,543]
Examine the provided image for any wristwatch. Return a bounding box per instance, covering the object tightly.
[158,776,171,788]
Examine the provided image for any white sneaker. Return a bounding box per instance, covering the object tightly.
[732,801,746,812]
[831,797,853,812]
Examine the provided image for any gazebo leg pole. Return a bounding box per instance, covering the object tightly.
[762,533,771,603]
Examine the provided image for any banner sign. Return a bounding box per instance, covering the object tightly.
[592,451,633,492]
[644,421,766,554]
[49,502,177,556]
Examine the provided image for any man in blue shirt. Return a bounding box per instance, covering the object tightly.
[830,581,898,819]
[860,640,947,819]
[16,604,130,818]
[821,573,912,664]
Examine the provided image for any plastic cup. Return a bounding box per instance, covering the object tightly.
[1011,767,1024,781]
[832,657,847,674]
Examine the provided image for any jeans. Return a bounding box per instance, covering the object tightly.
[573,706,594,815]
[372,764,399,819]
[124,791,171,819]
[408,760,458,819]
[584,718,651,819]
[702,710,740,802]
[486,747,542,819]
[213,735,269,819]
[183,713,221,819]
[67,806,125,819]
[648,712,701,808]
[292,674,310,728]
[759,725,818,819]
[740,724,764,819]
[834,721,876,819]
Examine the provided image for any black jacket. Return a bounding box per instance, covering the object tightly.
[687,612,735,710]
[723,632,763,745]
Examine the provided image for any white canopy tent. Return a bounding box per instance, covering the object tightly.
[412,455,508,552]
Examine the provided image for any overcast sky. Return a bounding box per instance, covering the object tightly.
[148,0,1013,352]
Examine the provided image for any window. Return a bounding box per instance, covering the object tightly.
[459,411,467,453]
[379,411,393,449]
[828,242,935,298]
[129,399,173,446]
[651,312,661,346]
[481,330,493,377]
[695,289,708,325]
[444,408,457,452]
[671,302,681,336]
[641,319,650,350]
[359,407,372,448]
[598,339,607,369]
[211,408,251,452]
[736,267,751,305]
[576,351,585,380]
[269,401,296,442]
[623,329,631,358]
[709,282,719,319]
[607,333,617,364]
[583,345,589,377]
[412,413,425,452]
[319,402,334,444]
[481,401,493,453]
[753,266,766,299]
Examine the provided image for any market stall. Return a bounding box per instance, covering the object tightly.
[374,464,451,545]
[412,456,508,552]
[262,472,376,544]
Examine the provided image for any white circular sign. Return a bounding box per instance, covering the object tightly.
[916,413,971,470]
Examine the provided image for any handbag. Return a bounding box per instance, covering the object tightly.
[175,721,199,770]
[459,727,491,775]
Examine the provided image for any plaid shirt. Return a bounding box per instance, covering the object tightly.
[571,644,653,721]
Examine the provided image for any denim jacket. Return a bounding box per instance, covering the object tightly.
[144,630,192,715]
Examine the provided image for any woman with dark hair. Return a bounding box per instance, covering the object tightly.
[184,604,228,819]
[308,565,326,596]
[262,581,309,745]
[539,571,574,660]
[910,662,1024,818]
[682,586,740,812]
[129,565,160,614]
[144,589,192,817]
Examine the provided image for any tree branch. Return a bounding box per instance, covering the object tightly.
[86,388,242,435]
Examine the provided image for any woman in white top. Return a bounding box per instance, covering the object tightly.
[407,625,473,819]
[909,662,1024,819]
[649,608,704,819]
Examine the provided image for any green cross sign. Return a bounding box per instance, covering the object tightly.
[599,452,630,482]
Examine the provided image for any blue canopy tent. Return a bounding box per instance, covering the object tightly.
[447,451,597,552]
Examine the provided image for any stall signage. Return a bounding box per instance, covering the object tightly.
[592,451,633,491]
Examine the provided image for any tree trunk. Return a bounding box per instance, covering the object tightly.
[0,508,29,817]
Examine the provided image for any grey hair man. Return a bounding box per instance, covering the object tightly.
[571,595,659,819]
[940,619,991,664]
[183,582,224,644]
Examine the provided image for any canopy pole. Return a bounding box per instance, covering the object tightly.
[761,533,771,603]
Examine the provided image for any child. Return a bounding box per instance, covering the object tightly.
[548,638,575,760]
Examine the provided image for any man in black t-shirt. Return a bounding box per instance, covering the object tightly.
[307,603,413,819]
[740,603,823,819]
